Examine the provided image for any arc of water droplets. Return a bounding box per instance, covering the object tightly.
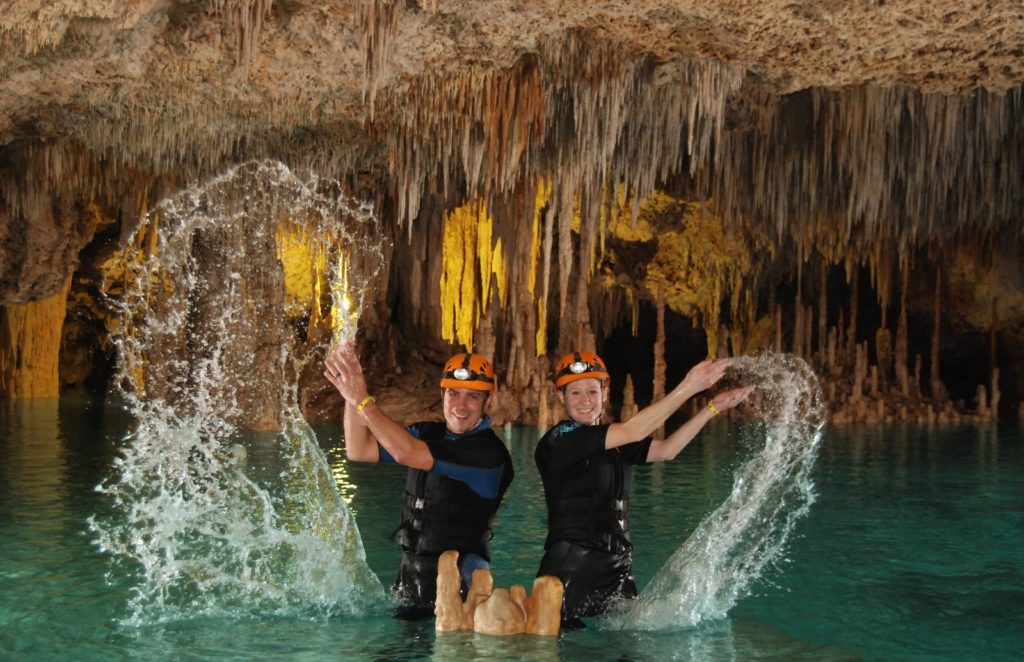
[605,352,826,631]
[89,160,387,623]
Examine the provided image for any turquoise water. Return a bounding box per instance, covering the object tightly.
[1,395,1021,660]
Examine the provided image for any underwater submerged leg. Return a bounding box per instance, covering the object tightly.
[538,540,637,626]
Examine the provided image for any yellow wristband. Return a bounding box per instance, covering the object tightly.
[356,395,375,415]
[707,401,719,415]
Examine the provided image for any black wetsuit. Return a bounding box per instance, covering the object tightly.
[379,416,513,614]
[535,420,652,621]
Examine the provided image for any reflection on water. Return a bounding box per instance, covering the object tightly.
[1,399,64,516]
[1,397,1022,660]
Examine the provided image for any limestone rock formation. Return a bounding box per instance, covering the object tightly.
[434,549,563,636]
[1,2,1023,421]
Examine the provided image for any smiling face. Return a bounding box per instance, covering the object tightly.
[558,377,606,426]
[442,387,490,434]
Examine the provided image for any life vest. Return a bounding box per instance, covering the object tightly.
[544,445,634,554]
[392,422,508,559]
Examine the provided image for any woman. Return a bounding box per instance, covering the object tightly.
[534,350,751,626]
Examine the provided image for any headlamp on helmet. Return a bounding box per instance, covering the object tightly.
[439,353,496,393]
[553,351,609,389]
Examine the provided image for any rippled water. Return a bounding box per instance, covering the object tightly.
[2,395,1021,660]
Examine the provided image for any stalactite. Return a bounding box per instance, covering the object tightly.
[538,195,556,357]
[0,1,125,57]
[499,180,543,399]
[360,0,399,118]
[717,86,1024,259]
[439,200,506,351]
[214,0,274,68]
[372,30,745,334]
[557,183,576,328]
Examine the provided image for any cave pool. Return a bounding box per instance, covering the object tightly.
[1,395,1021,661]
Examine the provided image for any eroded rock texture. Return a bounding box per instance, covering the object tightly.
[1,1,1022,421]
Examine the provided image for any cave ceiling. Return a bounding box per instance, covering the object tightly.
[2,0,1024,306]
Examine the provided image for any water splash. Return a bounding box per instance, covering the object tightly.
[88,160,387,624]
[605,353,826,630]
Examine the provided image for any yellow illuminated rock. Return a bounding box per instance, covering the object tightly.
[1,278,71,398]
[440,200,506,350]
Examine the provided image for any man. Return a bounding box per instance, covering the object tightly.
[325,342,514,617]
[535,350,751,626]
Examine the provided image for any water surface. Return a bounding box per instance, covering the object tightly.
[1,396,1021,660]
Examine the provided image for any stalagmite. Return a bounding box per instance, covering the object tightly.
[474,588,527,636]
[989,298,998,387]
[896,270,910,397]
[793,292,804,358]
[803,303,814,362]
[732,327,745,357]
[848,271,859,360]
[818,262,828,366]
[852,342,864,403]
[827,327,835,377]
[461,569,494,631]
[774,305,782,353]
[653,283,666,413]
[434,550,465,632]
[434,550,562,636]
[523,576,564,636]
[931,268,946,400]
[837,307,846,365]
[990,368,1001,419]
[875,326,891,388]
[915,355,923,396]
[621,374,638,421]
[0,278,71,398]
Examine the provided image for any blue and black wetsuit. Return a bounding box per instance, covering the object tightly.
[378,416,513,614]
[535,420,652,622]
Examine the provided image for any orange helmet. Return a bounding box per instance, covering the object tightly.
[440,353,496,393]
[553,351,609,389]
